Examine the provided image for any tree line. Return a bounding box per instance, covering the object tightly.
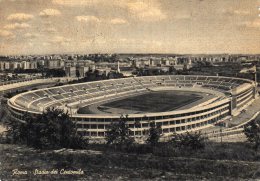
[2,108,260,152]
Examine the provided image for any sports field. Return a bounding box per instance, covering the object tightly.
[78,90,206,114]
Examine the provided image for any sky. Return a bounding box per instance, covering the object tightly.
[0,0,259,55]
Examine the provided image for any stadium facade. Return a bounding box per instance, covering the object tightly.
[8,75,258,139]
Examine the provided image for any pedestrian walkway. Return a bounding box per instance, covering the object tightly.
[202,96,260,136]
[229,97,260,126]
[209,133,247,143]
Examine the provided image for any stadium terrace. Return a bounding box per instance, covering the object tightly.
[8,75,258,140]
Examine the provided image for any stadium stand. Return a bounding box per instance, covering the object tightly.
[8,75,257,139]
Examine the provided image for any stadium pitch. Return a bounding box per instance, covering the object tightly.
[78,90,207,114]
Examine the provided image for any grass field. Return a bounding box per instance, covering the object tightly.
[100,90,204,113]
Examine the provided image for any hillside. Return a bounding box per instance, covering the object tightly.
[1,142,260,180]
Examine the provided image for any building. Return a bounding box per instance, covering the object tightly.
[47,59,65,69]
[77,66,89,77]
[65,66,76,77]
[21,61,37,69]
[10,61,21,69]
[0,61,10,71]
[96,68,111,76]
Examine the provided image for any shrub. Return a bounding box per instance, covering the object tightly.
[244,118,260,151]
[171,131,207,150]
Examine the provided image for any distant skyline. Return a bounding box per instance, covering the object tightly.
[0,0,260,55]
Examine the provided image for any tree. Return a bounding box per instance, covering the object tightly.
[45,69,66,77]
[169,66,177,74]
[172,131,207,150]
[5,108,88,149]
[5,117,28,144]
[133,119,142,141]
[105,115,134,146]
[244,118,260,151]
[146,121,162,146]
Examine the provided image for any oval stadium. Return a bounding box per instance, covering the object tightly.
[7,75,258,140]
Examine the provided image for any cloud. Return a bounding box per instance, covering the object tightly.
[50,36,71,44]
[110,18,128,25]
[222,9,251,16]
[43,27,57,33]
[54,0,166,22]
[173,13,191,20]
[0,30,14,37]
[53,0,166,22]
[42,42,50,46]
[39,9,61,17]
[52,0,97,6]
[126,1,167,22]
[7,13,34,21]
[76,15,101,23]
[24,33,38,39]
[76,16,127,25]
[243,19,260,28]
[28,42,34,47]
[233,10,250,15]
[4,23,30,30]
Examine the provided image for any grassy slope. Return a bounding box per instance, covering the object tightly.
[1,142,260,180]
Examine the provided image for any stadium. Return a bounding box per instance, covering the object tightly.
[8,75,258,140]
